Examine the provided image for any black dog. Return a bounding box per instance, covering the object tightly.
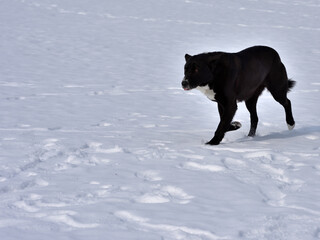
[181,46,295,145]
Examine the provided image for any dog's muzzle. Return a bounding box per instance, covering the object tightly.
[181,78,190,90]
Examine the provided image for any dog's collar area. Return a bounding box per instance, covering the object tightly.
[196,84,216,101]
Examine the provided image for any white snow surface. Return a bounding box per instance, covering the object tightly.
[1,0,320,239]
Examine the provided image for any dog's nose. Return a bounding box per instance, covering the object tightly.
[181,79,189,89]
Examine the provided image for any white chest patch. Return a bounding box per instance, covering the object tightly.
[196,85,216,101]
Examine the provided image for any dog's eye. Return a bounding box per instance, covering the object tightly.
[192,63,200,72]
[184,64,198,75]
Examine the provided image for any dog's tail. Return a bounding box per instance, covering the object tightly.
[287,79,296,92]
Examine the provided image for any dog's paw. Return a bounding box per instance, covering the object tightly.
[231,121,242,129]
[206,141,220,145]
[227,121,242,132]
[248,129,256,137]
[287,123,295,130]
[206,137,221,145]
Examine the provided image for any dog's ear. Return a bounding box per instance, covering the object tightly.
[185,54,192,62]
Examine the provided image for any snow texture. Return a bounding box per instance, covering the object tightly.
[0,0,320,239]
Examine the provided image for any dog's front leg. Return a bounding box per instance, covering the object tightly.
[206,102,237,145]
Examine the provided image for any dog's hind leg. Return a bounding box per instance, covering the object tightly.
[266,63,295,130]
[245,86,265,137]
[271,93,295,130]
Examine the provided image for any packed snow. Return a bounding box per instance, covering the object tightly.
[0,0,320,239]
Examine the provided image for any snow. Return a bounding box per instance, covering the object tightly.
[0,0,320,239]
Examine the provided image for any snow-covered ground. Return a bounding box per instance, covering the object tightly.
[1,0,320,239]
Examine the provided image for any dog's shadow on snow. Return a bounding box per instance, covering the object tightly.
[239,125,320,142]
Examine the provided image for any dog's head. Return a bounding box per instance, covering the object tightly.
[181,54,214,91]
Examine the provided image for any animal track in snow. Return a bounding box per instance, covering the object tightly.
[175,153,205,160]
[85,142,123,154]
[222,158,247,170]
[243,151,273,161]
[19,178,49,190]
[183,162,225,172]
[53,142,115,170]
[261,164,290,183]
[115,210,227,240]
[136,185,194,204]
[135,170,162,182]
[12,200,40,213]
[213,146,268,153]
[305,135,319,140]
[43,211,100,228]
[258,185,287,207]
